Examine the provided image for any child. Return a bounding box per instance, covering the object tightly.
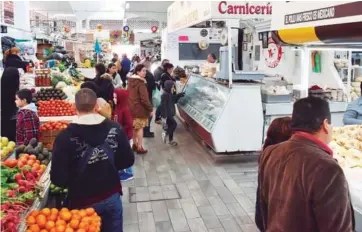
[160,80,185,146]
[15,89,40,145]
[113,88,134,181]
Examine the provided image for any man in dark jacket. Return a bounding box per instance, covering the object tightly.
[160,80,184,146]
[257,96,354,232]
[51,88,134,232]
[153,59,169,83]
[143,70,156,137]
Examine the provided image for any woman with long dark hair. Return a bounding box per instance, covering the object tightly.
[107,63,122,88]
[127,64,153,154]
[255,117,292,232]
[1,67,21,141]
[93,63,114,104]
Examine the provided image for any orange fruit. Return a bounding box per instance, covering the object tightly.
[36,214,47,228]
[45,221,55,230]
[40,230,48,232]
[51,208,59,215]
[64,228,74,232]
[30,210,40,217]
[26,230,32,232]
[88,225,97,232]
[47,214,57,221]
[41,208,51,216]
[36,160,41,165]
[50,229,56,232]
[55,225,66,232]
[85,208,95,216]
[69,219,79,229]
[26,215,36,225]
[29,155,37,160]
[29,224,40,232]
[76,229,86,232]
[60,211,72,222]
[40,164,47,170]
[55,220,66,226]
[71,214,81,221]
[78,222,88,230]
[78,210,87,218]
[60,208,69,212]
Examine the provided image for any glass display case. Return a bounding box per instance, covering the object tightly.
[178,75,230,132]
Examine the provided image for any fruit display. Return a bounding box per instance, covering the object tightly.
[38,100,76,117]
[15,138,51,165]
[330,125,362,169]
[40,121,69,132]
[350,76,362,101]
[26,207,101,232]
[50,183,68,195]
[34,88,67,102]
[0,137,16,160]
[35,69,51,87]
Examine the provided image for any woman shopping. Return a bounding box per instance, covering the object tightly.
[127,64,153,154]
[108,63,123,88]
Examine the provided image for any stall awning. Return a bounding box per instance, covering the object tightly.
[271,1,362,46]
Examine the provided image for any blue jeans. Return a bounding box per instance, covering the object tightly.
[90,193,123,232]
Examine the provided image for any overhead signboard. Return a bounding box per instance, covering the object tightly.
[167,1,272,33]
[211,1,272,19]
[167,1,212,33]
[271,1,362,30]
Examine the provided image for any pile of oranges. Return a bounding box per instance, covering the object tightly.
[25,207,101,232]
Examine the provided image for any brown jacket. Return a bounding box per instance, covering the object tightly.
[127,75,153,118]
[257,134,354,232]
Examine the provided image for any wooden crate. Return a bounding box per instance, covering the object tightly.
[39,130,62,150]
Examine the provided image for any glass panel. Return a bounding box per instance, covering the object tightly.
[178,75,230,131]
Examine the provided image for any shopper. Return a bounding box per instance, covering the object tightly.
[80,81,112,119]
[343,82,362,125]
[160,63,176,91]
[94,63,114,104]
[15,89,40,145]
[120,54,131,88]
[207,53,216,64]
[1,67,20,141]
[143,62,157,138]
[4,47,27,71]
[255,117,292,232]
[257,96,355,232]
[113,88,134,181]
[51,88,134,232]
[127,64,153,154]
[153,59,169,82]
[160,80,185,146]
[107,63,122,88]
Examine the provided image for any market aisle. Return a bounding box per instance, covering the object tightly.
[122,120,259,232]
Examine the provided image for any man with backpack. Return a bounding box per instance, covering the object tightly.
[50,88,134,232]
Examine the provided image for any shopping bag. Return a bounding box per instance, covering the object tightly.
[152,88,161,108]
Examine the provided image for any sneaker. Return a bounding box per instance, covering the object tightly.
[120,172,134,182]
[169,141,178,146]
[162,132,167,143]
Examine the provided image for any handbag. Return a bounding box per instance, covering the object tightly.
[152,88,161,108]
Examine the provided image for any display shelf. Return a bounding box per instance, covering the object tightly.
[40,115,76,123]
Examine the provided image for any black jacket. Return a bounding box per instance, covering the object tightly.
[160,72,176,91]
[94,73,114,103]
[1,67,20,120]
[145,71,156,102]
[161,81,183,118]
[4,54,27,72]
[50,117,134,203]
[154,66,164,82]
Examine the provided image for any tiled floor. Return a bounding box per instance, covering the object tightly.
[122,121,259,232]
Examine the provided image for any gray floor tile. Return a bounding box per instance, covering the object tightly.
[187,218,208,232]
[223,179,245,194]
[137,202,152,212]
[207,196,230,216]
[152,201,170,222]
[149,186,165,200]
[123,223,140,232]
[166,199,182,209]
[135,178,148,187]
[138,212,156,232]
[191,191,209,207]
[217,215,243,232]
[226,202,254,225]
[169,209,190,232]
[207,228,225,232]
[180,198,200,219]
[124,203,138,225]
[156,221,175,232]
[176,183,191,198]
[240,224,259,232]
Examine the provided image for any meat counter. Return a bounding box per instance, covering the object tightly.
[177,74,264,153]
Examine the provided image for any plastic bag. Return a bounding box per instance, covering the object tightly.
[152,88,161,108]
